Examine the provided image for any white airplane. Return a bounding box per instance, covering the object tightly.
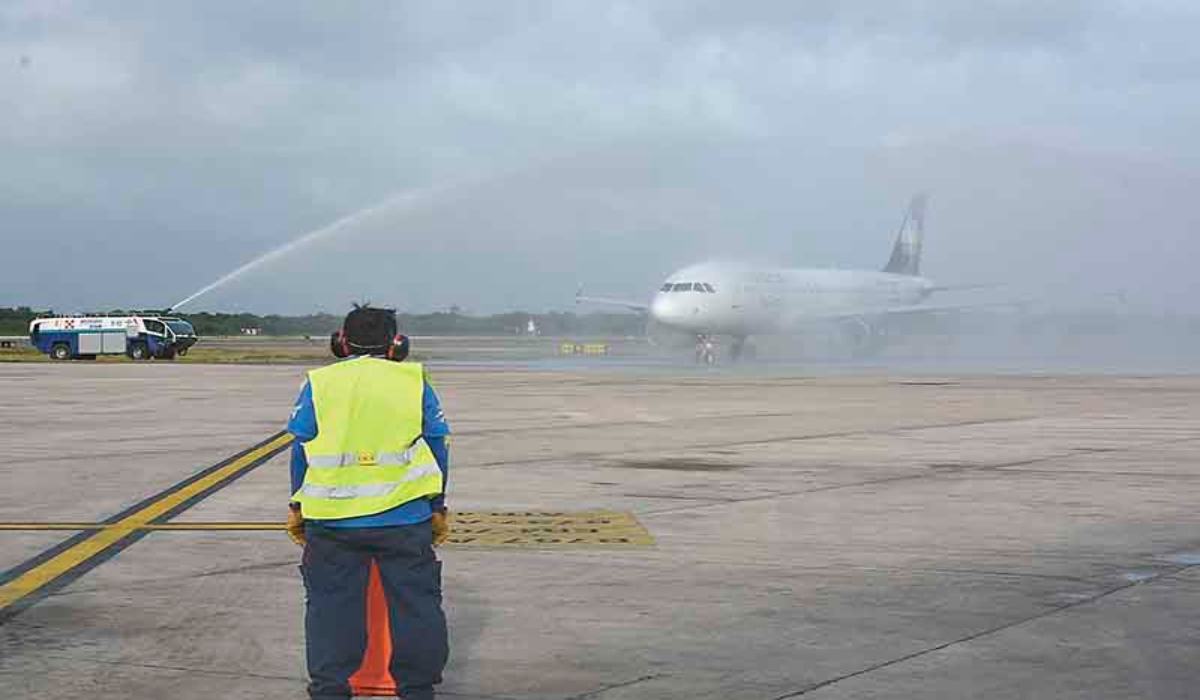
[578,194,993,359]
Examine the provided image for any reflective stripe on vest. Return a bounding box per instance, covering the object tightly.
[294,358,443,520]
[299,461,442,500]
[306,442,424,469]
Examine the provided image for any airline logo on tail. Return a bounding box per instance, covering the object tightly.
[882,193,927,276]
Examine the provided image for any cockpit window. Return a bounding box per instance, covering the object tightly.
[702,283,716,293]
[660,283,674,292]
[672,283,693,292]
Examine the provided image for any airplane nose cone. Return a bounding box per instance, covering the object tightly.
[652,295,702,328]
[651,295,667,318]
[651,295,676,322]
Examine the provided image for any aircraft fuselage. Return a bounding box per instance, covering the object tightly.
[651,262,934,336]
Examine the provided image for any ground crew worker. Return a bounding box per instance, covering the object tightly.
[286,303,451,700]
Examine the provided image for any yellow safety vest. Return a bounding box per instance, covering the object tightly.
[293,358,443,520]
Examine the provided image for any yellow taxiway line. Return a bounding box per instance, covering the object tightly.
[0,522,286,531]
[0,431,654,621]
[0,511,656,545]
[0,432,293,618]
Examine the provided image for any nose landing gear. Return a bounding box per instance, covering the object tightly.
[695,335,717,365]
[693,335,755,365]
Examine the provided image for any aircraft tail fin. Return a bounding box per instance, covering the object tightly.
[882,193,927,276]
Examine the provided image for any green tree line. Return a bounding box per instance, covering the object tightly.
[0,307,643,337]
[0,307,43,335]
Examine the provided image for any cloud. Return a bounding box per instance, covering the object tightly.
[0,1,1197,313]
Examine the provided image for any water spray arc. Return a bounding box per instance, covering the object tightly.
[169,147,601,312]
[170,183,455,311]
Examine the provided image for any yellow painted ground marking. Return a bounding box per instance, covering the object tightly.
[0,433,293,614]
[0,511,655,547]
[448,510,655,547]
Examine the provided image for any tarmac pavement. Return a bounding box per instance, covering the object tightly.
[1,363,1198,699]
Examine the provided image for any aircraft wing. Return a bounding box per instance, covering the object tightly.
[786,299,1032,325]
[575,290,650,313]
[927,283,1004,293]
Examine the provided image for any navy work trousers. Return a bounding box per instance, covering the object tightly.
[301,520,448,700]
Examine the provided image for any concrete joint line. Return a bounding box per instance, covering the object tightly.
[769,563,1199,698]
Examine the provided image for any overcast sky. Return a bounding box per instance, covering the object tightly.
[2,1,1198,314]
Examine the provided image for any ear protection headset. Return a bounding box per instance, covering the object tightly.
[330,329,351,358]
[330,317,409,361]
[385,333,410,361]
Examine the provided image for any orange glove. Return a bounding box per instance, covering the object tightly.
[286,505,306,547]
[431,510,450,547]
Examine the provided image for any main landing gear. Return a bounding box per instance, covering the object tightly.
[730,336,750,362]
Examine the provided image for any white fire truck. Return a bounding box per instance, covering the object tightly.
[28,314,199,361]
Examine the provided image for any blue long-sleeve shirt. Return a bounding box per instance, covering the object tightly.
[287,360,450,527]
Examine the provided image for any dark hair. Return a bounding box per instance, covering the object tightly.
[343,303,397,355]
